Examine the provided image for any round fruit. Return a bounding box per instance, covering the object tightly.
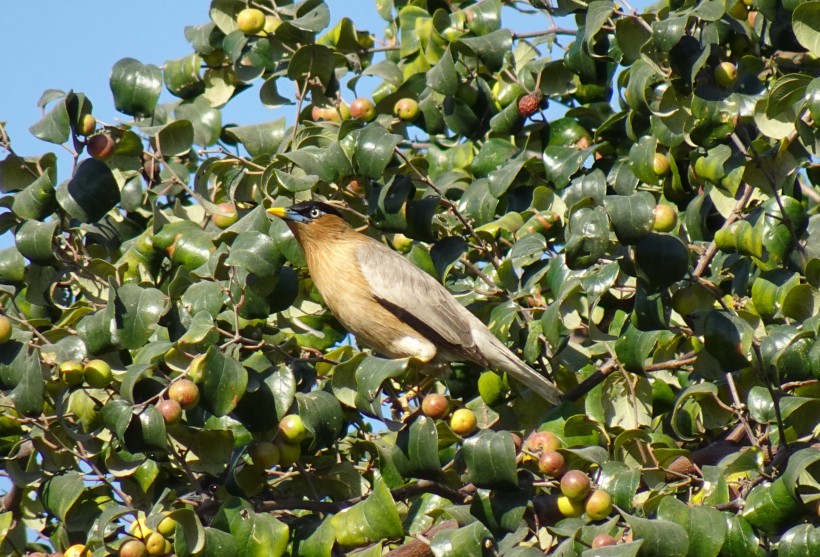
[129,517,152,539]
[212,202,238,229]
[450,408,478,435]
[592,533,617,548]
[510,432,523,453]
[537,449,566,477]
[585,489,614,520]
[311,105,327,121]
[168,379,200,410]
[156,399,182,425]
[652,204,678,232]
[202,50,226,67]
[560,470,591,500]
[250,441,280,468]
[77,114,96,136]
[144,531,167,557]
[237,8,266,34]
[390,233,414,253]
[526,431,562,453]
[0,316,12,344]
[278,414,308,443]
[263,15,282,34]
[393,98,419,121]
[421,393,449,420]
[275,439,301,467]
[83,359,112,388]
[157,514,177,537]
[478,371,506,405]
[188,354,207,383]
[556,495,585,518]
[338,102,351,121]
[517,93,540,118]
[350,98,376,121]
[87,134,115,161]
[119,539,148,557]
[65,544,90,557]
[714,62,738,88]
[653,153,671,177]
[59,361,85,386]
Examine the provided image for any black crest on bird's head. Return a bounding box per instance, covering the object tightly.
[288,201,345,222]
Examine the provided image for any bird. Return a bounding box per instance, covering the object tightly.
[267,201,562,404]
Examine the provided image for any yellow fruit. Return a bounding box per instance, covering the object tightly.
[65,544,90,557]
[237,8,266,34]
[652,204,678,232]
[157,514,177,537]
[263,15,282,34]
[278,414,308,443]
[714,62,738,87]
[0,316,12,344]
[585,489,614,520]
[83,359,112,388]
[450,408,477,435]
[556,495,585,517]
[393,98,419,121]
[129,516,152,539]
[145,531,167,556]
[59,361,85,386]
[77,114,96,136]
[653,153,671,176]
[119,539,148,557]
[212,202,238,229]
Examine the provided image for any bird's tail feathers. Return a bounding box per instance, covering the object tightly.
[483,339,562,405]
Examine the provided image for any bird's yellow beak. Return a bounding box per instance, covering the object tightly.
[266,206,288,219]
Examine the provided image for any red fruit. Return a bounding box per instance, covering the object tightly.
[421,393,449,419]
[537,449,565,477]
[393,98,419,121]
[87,134,115,160]
[592,533,617,548]
[168,379,199,410]
[350,98,376,121]
[517,93,540,117]
[156,399,182,425]
[526,431,561,453]
[560,470,591,500]
[585,489,614,520]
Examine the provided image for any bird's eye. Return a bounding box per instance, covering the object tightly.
[309,207,321,218]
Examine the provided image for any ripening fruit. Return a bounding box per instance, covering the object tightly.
[714,62,738,87]
[526,431,562,453]
[263,15,282,34]
[65,544,90,557]
[652,204,678,232]
[556,495,585,518]
[350,97,376,121]
[250,441,280,468]
[421,393,449,419]
[59,361,85,386]
[560,470,592,500]
[87,134,116,160]
[517,93,540,118]
[592,533,617,548]
[77,113,96,136]
[477,371,505,405]
[157,514,178,537]
[390,233,414,253]
[156,399,182,425]
[212,202,238,229]
[278,414,308,443]
[129,516,152,539]
[144,531,168,557]
[311,105,327,121]
[393,98,419,121]
[168,379,200,410]
[537,449,566,477]
[236,8,266,34]
[188,354,207,383]
[653,153,671,177]
[0,316,12,344]
[119,539,148,557]
[585,489,614,520]
[275,439,301,466]
[83,359,112,388]
[450,408,477,435]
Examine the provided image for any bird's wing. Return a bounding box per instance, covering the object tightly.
[355,240,484,361]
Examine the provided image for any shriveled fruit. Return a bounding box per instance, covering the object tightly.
[526,431,561,453]
[77,113,96,136]
[0,316,12,344]
[87,134,115,160]
[250,441,280,468]
[168,379,200,409]
[60,361,85,386]
[715,62,738,87]
[421,393,449,419]
[653,153,671,176]
[212,203,238,229]
[450,408,477,435]
[350,98,376,121]
[83,359,112,388]
[156,399,182,425]
[652,204,678,232]
[393,98,419,121]
[556,495,584,517]
[560,470,591,500]
[119,539,148,557]
[592,533,617,548]
[278,414,308,443]
[538,449,565,477]
[517,93,540,117]
[237,8,265,34]
[585,489,614,520]
[477,371,506,405]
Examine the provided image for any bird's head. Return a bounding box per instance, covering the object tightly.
[266,201,349,242]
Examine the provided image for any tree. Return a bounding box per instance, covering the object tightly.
[1,0,819,555]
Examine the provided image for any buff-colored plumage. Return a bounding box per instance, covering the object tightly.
[268,202,562,404]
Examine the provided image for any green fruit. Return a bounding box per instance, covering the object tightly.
[653,153,671,177]
[278,414,308,443]
[168,379,200,409]
[350,98,375,121]
[60,361,85,386]
[157,514,177,537]
[393,98,419,121]
[585,489,613,520]
[537,449,565,477]
[715,62,738,87]
[212,202,238,229]
[560,470,591,500]
[83,359,112,388]
[0,316,12,344]
[652,204,678,232]
[477,371,506,405]
[390,233,414,253]
[275,440,301,466]
[250,441,280,468]
[237,8,266,34]
[449,408,477,435]
[421,393,449,419]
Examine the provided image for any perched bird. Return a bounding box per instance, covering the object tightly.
[267,201,562,404]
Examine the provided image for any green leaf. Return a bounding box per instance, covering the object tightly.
[287,44,336,88]
[153,120,194,157]
[702,310,754,371]
[778,524,820,557]
[0,247,26,284]
[200,347,248,416]
[115,284,166,350]
[633,233,689,291]
[56,158,120,223]
[225,119,286,157]
[28,92,71,145]
[463,430,518,489]
[225,231,282,277]
[15,219,57,265]
[163,53,204,99]
[355,124,402,180]
[11,170,57,220]
[355,355,409,400]
[794,2,820,57]
[174,96,222,146]
[656,496,726,557]
[42,471,84,522]
[742,479,803,535]
[296,390,344,451]
[430,521,495,557]
[391,416,441,478]
[622,513,688,557]
[565,207,609,270]
[329,471,404,548]
[110,57,163,117]
[604,192,655,245]
[721,515,762,557]
[220,498,289,557]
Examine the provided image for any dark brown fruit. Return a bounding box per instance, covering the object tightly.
[537,449,566,477]
[168,379,200,410]
[560,470,591,500]
[87,134,115,160]
[421,393,449,419]
[517,93,540,117]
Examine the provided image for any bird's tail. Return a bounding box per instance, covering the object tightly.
[483,337,562,405]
